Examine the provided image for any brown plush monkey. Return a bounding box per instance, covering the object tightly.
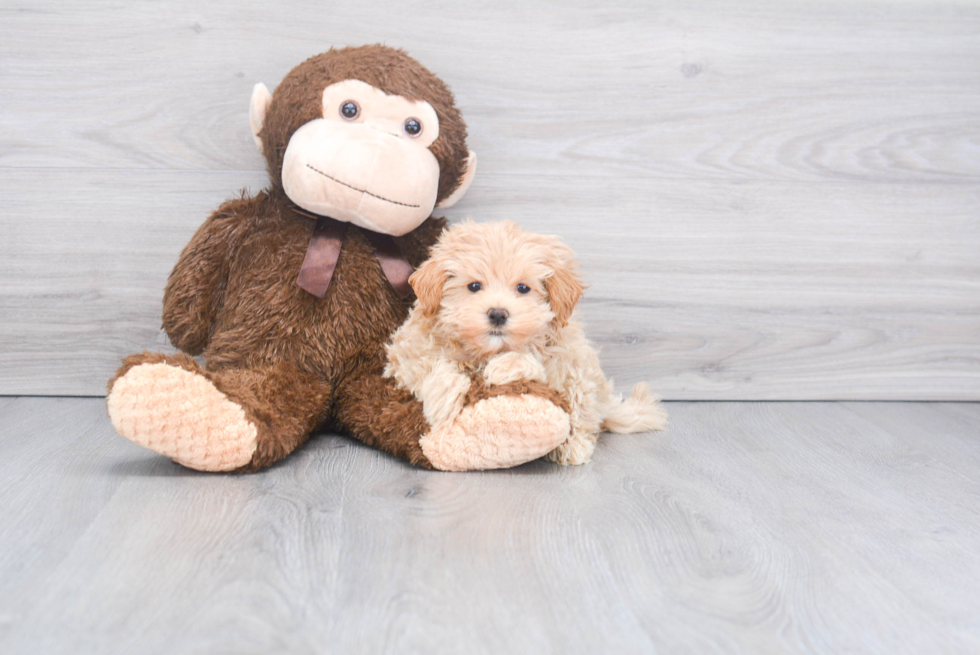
[106,45,571,472]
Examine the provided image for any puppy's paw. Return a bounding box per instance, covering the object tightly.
[483,351,547,386]
[419,360,471,426]
[546,435,597,466]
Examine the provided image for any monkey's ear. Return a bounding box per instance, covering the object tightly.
[409,257,449,317]
[544,245,585,328]
[436,151,477,208]
[249,83,273,154]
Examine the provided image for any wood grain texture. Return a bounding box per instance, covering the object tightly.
[1,0,979,398]
[2,169,977,397]
[1,397,979,654]
[3,0,979,182]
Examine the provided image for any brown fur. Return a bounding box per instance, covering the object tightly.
[108,46,575,471]
[465,377,571,415]
[259,46,469,205]
[384,220,665,468]
[110,350,333,472]
[109,46,467,470]
[147,191,447,470]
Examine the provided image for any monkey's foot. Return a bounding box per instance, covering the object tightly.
[107,355,257,472]
[419,379,571,471]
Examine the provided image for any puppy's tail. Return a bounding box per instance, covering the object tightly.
[600,382,668,434]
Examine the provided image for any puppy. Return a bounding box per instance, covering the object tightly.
[384,220,667,465]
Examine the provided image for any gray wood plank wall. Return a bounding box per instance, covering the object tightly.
[1,0,978,399]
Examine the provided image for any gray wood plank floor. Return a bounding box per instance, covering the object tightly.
[1,397,978,654]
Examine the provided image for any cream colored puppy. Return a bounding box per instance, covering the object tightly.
[384,220,666,466]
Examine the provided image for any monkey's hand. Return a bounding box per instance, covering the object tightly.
[482,352,547,386]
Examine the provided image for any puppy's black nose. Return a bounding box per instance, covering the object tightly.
[487,308,509,327]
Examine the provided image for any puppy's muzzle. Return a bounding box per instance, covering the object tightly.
[487,308,509,327]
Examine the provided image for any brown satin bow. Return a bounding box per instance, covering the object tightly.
[295,214,414,299]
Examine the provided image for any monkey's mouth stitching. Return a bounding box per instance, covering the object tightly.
[305,164,420,208]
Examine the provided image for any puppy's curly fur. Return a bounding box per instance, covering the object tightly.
[384,220,666,465]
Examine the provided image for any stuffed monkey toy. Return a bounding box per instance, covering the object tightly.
[106,45,571,472]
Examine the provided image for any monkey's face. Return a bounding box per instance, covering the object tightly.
[279,80,442,236]
[250,47,477,236]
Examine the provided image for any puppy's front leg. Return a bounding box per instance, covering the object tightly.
[483,351,547,386]
[419,359,472,427]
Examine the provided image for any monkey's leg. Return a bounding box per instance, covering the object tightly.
[419,377,571,471]
[334,370,570,471]
[331,367,434,467]
[107,352,332,472]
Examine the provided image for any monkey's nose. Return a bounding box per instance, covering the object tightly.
[487,308,509,327]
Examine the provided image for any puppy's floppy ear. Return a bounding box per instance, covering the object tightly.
[410,256,448,317]
[544,243,585,328]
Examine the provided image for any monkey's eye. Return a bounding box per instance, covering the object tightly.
[516,283,531,294]
[403,118,422,137]
[340,101,360,120]
[467,282,482,293]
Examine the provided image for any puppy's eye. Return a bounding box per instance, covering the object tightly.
[340,101,360,120]
[404,118,422,137]
[516,283,531,294]
[467,282,482,292]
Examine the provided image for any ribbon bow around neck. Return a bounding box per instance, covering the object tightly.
[294,213,415,299]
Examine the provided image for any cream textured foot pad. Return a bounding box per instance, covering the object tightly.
[420,395,570,471]
[107,363,258,471]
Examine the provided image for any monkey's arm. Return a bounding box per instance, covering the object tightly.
[162,199,245,355]
[482,351,547,386]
